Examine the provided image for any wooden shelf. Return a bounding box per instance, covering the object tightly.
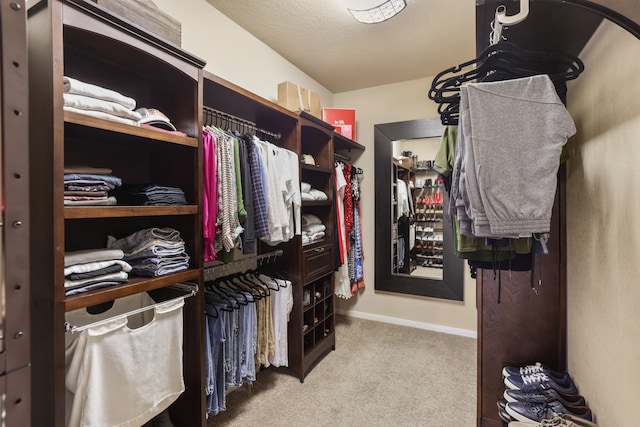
[333,132,365,151]
[302,200,332,207]
[64,205,198,219]
[29,2,206,424]
[64,110,198,147]
[64,269,200,312]
[301,163,333,174]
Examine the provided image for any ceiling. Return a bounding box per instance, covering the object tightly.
[206,0,477,93]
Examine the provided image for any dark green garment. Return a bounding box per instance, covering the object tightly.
[233,137,247,223]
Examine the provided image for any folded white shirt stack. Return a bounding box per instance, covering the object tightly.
[300,182,328,201]
[63,76,141,126]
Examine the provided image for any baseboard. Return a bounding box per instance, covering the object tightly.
[336,309,477,339]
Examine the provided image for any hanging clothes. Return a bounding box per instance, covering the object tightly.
[334,162,351,299]
[448,74,575,240]
[203,129,218,262]
[203,271,292,416]
[335,162,365,298]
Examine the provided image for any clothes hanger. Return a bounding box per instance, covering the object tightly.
[209,277,248,306]
[230,272,266,299]
[429,41,585,125]
[250,270,278,292]
[204,282,238,310]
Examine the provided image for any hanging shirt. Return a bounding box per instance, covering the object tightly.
[335,163,352,299]
[232,137,247,224]
[249,139,270,239]
[203,129,217,262]
[237,136,256,254]
[396,179,411,219]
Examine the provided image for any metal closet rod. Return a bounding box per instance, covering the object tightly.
[64,283,198,334]
[203,106,281,140]
[203,249,283,282]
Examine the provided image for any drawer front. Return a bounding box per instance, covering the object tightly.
[302,244,334,284]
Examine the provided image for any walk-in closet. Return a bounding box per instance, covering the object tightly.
[1,0,636,425]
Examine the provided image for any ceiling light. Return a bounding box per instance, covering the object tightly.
[348,0,407,24]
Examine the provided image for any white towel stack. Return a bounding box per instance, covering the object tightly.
[301,213,326,245]
[301,182,328,201]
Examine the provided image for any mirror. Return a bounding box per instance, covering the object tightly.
[374,118,464,301]
[393,136,444,280]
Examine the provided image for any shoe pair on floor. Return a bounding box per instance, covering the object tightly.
[499,362,594,424]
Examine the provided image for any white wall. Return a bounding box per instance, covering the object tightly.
[153,0,477,335]
[334,80,477,335]
[566,20,640,427]
[152,0,333,106]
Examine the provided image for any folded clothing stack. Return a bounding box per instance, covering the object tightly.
[301,213,326,245]
[300,182,328,201]
[64,166,122,206]
[496,362,596,426]
[63,76,141,126]
[107,227,190,277]
[113,183,187,206]
[64,248,132,296]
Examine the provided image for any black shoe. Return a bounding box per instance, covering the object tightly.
[504,372,578,395]
[505,400,593,423]
[504,387,586,407]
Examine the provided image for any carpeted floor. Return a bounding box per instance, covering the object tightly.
[207,315,477,426]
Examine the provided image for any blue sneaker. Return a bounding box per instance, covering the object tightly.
[504,372,578,395]
[502,362,567,380]
[504,387,586,407]
[505,400,593,423]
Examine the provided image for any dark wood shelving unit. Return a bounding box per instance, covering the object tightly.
[28,1,206,425]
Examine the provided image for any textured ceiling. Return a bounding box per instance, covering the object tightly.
[206,0,477,93]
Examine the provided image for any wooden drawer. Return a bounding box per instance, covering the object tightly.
[302,243,334,284]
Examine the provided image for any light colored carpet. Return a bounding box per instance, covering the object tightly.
[207,315,477,426]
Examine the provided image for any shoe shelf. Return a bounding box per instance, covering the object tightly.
[301,275,334,356]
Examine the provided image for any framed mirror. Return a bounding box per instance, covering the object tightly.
[374,118,464,301]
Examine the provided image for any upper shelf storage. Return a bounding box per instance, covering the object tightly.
[333,132,365,152]
[63,27,200,138]
[203,71,299,153]
[52,0,205,310]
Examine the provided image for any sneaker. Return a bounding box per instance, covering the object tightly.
[505,400,593,423]
[509,413,600,427]
[504,388,587,407]
[504,372,578,395]
[498,406,514,424]
[502,362,567,379]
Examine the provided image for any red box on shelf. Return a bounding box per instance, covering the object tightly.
[322,108,356,141]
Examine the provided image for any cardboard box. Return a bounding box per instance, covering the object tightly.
[277,81,322,119]
[93,0,182,46]
[322,108,356,141]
